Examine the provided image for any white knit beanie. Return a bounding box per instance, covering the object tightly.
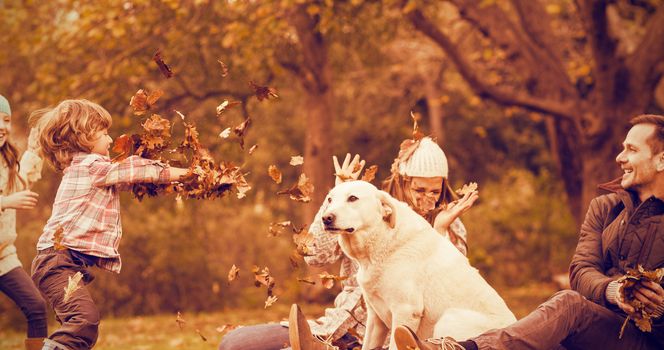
[398,137,449,178]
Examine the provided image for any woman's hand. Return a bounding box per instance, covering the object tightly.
[433,190,479,232]
[333,153,365,186]
[2,190,39,210]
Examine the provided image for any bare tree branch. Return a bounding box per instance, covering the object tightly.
[406,8,578,122]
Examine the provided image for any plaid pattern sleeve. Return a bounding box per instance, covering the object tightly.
[36,153,171,273]
[92,155,170,187]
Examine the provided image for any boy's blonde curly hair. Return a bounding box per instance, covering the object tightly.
[30,99,112,172]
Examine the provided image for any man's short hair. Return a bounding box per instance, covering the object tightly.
[630,114,664,154]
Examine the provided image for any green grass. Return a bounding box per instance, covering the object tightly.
[0,284,558,349]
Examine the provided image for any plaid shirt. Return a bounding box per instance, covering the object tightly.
[37,153,171,273]
[304,204,467,341]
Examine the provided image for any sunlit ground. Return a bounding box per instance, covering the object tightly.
[0,283,557,350]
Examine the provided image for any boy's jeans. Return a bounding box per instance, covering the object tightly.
[31,248,100,350]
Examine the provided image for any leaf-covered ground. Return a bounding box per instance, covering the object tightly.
[0,283,557,349]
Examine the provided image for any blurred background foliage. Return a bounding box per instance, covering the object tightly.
[2,0,663,333]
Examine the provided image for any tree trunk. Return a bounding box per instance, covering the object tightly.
[288,5,335,224]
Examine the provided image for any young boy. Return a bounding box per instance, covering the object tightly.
[29,99,190,350]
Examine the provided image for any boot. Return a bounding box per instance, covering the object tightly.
[394,325,466,350]
[288,304,329,350]
[24,338,45,350]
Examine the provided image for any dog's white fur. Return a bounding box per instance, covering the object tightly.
[321,181,516,350]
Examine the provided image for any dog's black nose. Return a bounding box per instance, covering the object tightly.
[322,213,336,226]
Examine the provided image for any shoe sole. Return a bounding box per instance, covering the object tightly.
[394,326,420,350]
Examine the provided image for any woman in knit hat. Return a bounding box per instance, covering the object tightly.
[0,94,47,350]
[218,137,477,350]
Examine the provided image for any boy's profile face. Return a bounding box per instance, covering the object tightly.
[90,128,113,156]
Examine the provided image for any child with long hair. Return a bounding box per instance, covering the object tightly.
[0,94,47,350]
[29,99,191,350]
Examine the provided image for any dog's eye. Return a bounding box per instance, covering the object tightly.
[347,195,358,202]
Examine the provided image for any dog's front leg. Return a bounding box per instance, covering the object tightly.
[362,305,389,350]
[388,305,423,350]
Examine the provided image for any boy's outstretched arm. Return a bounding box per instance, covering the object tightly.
[92,155,191,187]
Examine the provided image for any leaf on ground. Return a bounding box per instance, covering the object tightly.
[361,165,378,182]
[456,182,478,197]
[62,272,83,304]
[53,226,67,251]
[227,264,240,283]
[277,173,314,203]
[153,49,174,78]
[264,295,278,309]
[176,312,186,330]
[249,81,278,101]
[268,165,282,184]
[319,271,347,289]
[290,156,304,166]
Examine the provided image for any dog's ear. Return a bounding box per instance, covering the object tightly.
[378,191,397,229]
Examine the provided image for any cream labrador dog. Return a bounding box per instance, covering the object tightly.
[321,181,516,350]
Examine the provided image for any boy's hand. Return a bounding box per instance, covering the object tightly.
[2,190,39,210]
[169,167,195,182]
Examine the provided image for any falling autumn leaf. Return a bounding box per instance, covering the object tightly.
[410,111,424,140]
[319,272,348,289]
[195,329,208,341]
[129,89,163,116]
[153,49,174,78]
[268,221,292,237]
[268,165,282,184]
[111,134,133,163]
[63,272,83,303]
[249,81,278,101]
[248,144,258,155]
[361,165,378,182]
[233,117,251,148]
[290,156,304,166]
[219,128,231,139]
[227,264,240,283]
[252,265,276,296]
[216,100,241,116]
[176,312,186,330]
[456,182,479,197]
[53,226,67,251]
[218,60,229,77]
[264,295,278,309]
[277,173,314,203]
[292,230,314,257]
[297,277,316,285]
